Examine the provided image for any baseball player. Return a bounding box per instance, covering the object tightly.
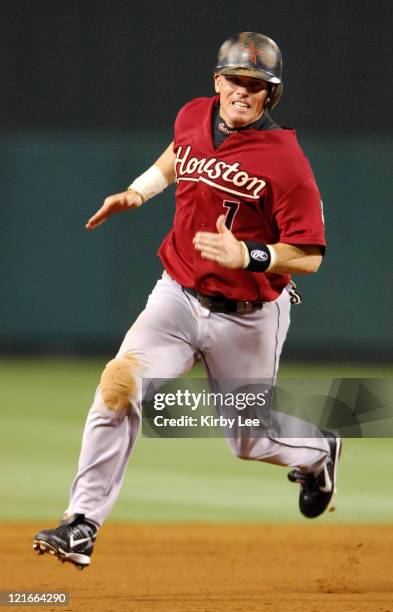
[33,32,341,570]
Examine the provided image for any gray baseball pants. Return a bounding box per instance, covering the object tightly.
[64,272,329,526]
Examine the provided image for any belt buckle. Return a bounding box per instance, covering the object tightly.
[237,300,263,313]
[236,301,251,313]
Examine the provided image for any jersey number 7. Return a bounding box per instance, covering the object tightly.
[223,200,240,230]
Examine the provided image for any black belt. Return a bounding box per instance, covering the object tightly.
[183,287,264,314]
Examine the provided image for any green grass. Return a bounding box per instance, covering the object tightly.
[0,358,392,523]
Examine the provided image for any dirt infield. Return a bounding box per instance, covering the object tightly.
[2,524,393,611]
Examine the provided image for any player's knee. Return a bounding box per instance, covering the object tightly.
[99,353,139,413]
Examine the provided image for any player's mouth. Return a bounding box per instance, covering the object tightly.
[232,100,251,111]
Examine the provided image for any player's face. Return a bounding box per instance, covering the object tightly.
[214,74,269,128]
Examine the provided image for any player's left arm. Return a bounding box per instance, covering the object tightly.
[193,215,322,274]
[259,242,323,274]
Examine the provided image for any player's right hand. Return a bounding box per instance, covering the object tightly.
[85,190,143,230]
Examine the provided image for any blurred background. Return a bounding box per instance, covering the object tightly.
[0,0,392,523]
[1,0,392,359]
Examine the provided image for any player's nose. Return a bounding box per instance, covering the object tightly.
[234,83,248,93]
[233,83,252,97]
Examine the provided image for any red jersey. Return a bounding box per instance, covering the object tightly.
[158,96,325,302]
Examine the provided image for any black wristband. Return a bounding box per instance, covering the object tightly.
[244,241,271,272]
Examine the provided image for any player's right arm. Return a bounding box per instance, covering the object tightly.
[85,142,176,230]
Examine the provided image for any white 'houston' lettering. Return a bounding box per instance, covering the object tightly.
[175,145,266,199]
[232,171,249,187]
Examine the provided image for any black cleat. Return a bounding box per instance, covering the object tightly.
[33,514,97,570]
[288,433,342,518]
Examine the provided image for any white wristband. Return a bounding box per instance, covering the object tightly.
[128,165,168,204]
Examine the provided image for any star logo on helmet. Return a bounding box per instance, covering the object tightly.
[240,38,259,65]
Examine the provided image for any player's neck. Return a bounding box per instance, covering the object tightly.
[218,109,265,131]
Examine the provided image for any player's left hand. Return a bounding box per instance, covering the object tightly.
[193,215,244,269]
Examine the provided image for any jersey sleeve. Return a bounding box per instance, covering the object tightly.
[273,177,326,250]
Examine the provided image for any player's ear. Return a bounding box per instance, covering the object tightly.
[265,84,272,108]
[213,73,221,94]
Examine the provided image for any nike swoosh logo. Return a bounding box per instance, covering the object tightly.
[70,534,92,549]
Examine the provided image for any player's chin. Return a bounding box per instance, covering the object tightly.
[228,108,255,128]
